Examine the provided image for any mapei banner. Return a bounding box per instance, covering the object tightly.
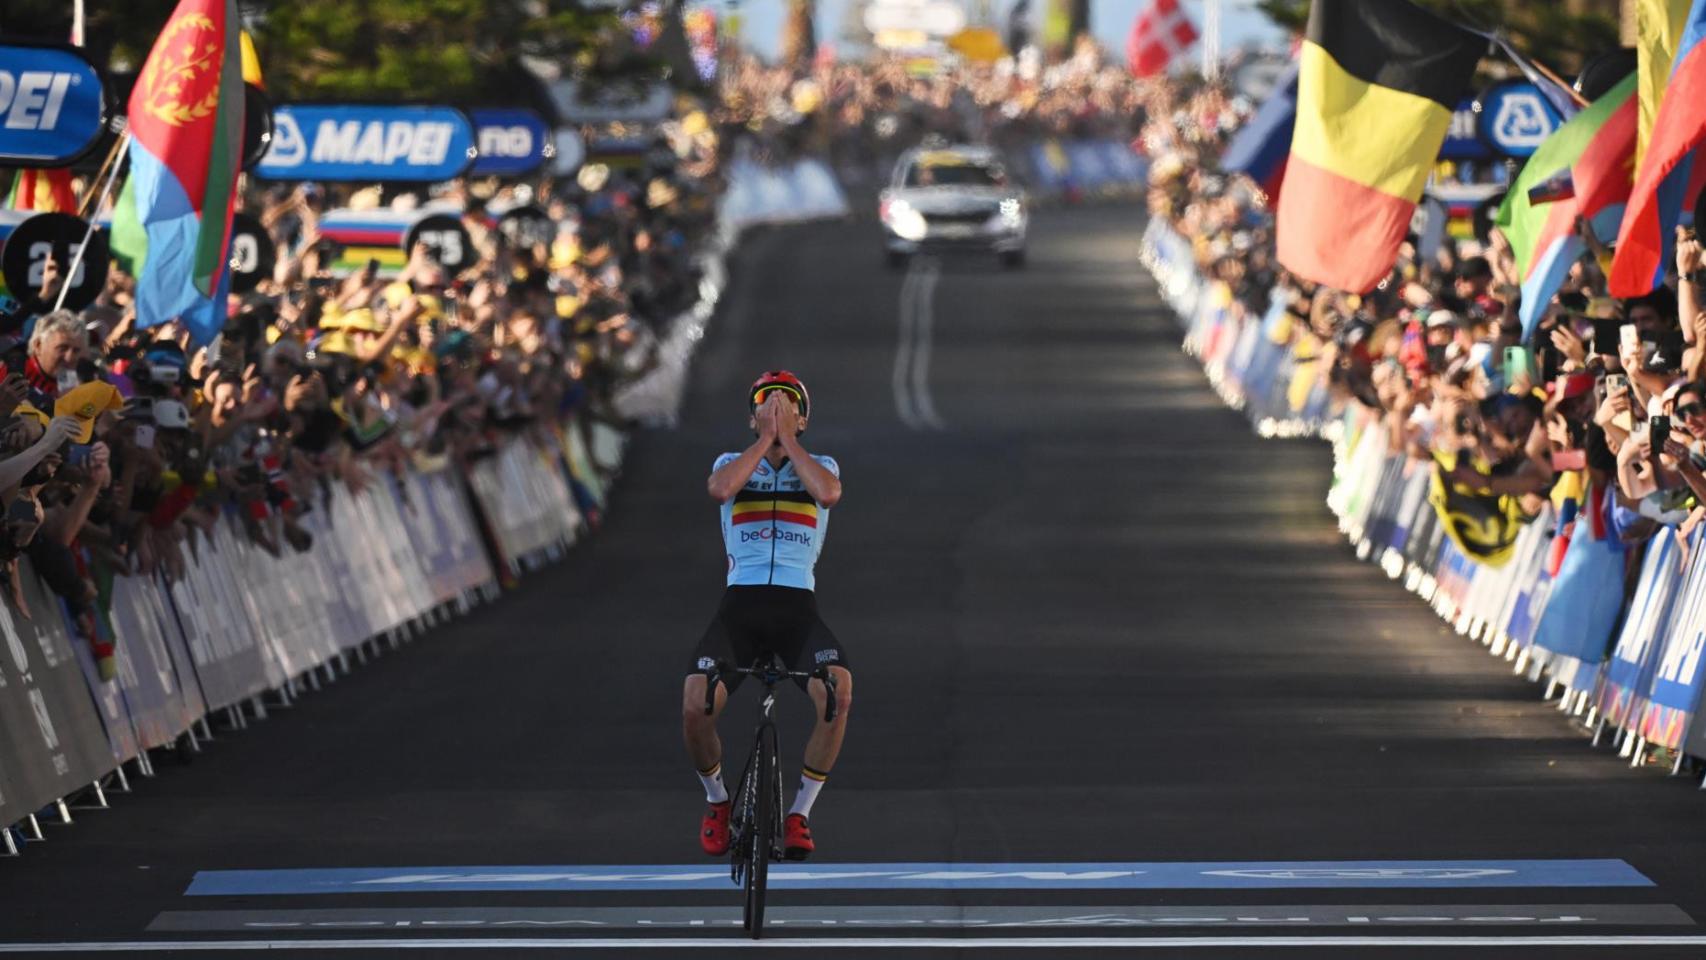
[256,104,476,182]
[470,108,550,176]
[0,41,107,167]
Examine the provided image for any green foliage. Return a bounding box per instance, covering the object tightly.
[1253,0,1622,75]
[255,0,623,101]
[0,0,626,102]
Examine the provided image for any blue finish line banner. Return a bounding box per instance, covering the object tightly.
[187,860,1653,894]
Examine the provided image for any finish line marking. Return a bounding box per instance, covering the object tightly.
[185,860,1653,895]
[146,903,1696,932]
[8,936,1706,952]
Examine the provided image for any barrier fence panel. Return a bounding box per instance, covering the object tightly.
[0,572,115,828]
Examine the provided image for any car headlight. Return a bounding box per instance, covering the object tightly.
[998,198,1025,227]
[885,199,928,241]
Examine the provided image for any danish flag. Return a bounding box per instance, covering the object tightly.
[1126,0,1198,78]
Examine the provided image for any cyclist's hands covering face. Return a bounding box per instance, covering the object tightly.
[771,392,801,437]
[754,394,780,440]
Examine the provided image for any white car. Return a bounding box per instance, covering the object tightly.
[879,146,1027,269]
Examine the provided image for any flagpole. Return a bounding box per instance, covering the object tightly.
[55,132,129,314]
[78,132,129,219]
[1526,56,1590,109]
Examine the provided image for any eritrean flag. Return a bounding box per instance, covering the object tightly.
[1274,0,1483,293]
[6,169,76,213]
[109,0,243,345]
[1610,0,1706,296]
[1496,73,1638,338]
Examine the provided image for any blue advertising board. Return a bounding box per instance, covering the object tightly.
[0,42,107,167]
[1439,97,1491,161]
[470,108,550,176]
[256,104,476,182]
[1475,80,1565,159]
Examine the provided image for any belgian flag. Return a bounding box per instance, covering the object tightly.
[1275,0,1484,293]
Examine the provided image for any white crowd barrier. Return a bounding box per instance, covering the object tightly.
[0,417,618,845]
[1141,218,1706,783]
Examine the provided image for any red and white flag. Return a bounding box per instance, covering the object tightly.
[1126,0,1198,78]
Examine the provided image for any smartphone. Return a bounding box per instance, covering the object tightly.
[1592,319,1622,356]
[1621,324,1641,353]
[363,257,381,282]
[1551,449,1587,471]
[134,424,156,450]
[1426,343,1450,372]
[1606,372,1629,393]
[63,444,92,469]
[1651,414,1672,454]
[1504,346,1533,383]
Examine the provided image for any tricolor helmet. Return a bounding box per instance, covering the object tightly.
[749,370,810,420]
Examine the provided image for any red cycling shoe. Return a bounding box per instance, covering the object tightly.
[701,801,732,856]
[783,813,814,860]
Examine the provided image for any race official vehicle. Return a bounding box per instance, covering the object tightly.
[879,146,1027,269]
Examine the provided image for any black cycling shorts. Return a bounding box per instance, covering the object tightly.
[690,585,850,692]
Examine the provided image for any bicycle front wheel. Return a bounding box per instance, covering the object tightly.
[743,721,778,939]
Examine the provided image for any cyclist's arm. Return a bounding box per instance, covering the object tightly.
[708,436,773,500]
[779,434,841,507]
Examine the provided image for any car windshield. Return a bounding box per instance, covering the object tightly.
[905,162,1005,188]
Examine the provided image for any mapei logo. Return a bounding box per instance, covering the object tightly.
[1490,93,1553,148]
[269,115,458,168]
[0,71,77,131]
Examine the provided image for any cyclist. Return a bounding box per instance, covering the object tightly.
[683,370,853,861]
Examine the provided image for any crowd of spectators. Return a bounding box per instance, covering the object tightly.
[1146,74,1706,567]
[714,41,1150,190]
[0,95,725,680]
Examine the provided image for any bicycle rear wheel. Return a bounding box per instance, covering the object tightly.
[743,721,778,938]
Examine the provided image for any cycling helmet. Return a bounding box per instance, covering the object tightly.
[749,370,810,419]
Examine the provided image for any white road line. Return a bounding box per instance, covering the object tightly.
[6,936,1706,951]
[891,259,946,431]
[910,261,947,430]
[892,264,922,429]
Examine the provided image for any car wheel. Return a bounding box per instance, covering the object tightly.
[999,249,1026,270]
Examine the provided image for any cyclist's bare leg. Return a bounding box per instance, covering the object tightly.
[682,673,729,774]
[803,667,853,774]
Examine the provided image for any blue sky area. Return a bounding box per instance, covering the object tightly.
[728,0,1288,61]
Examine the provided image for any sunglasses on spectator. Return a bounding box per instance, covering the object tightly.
[1678,403,1706,419]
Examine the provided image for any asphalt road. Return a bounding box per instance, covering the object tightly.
[4,204,1706,957]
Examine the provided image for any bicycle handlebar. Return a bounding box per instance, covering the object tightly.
[703,660,839,723]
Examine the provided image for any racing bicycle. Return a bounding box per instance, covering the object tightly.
[703,656,838,939]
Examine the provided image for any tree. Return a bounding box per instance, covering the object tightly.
[0,0,625,104]
[1254,0,1622,76]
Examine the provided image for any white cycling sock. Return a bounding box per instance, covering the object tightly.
[698,762,728,804]
[788,765,828,818]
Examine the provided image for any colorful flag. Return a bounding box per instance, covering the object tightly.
[1220,61,1297,204]
[239,29,264,88]
[1501,73,1638,336]
[108,0,244,344]
[5,169,77,213]
[1610,0,1706,297]
[1635,0,1693,167]
[1125,0,1197,78]
[1274,0,1484,293]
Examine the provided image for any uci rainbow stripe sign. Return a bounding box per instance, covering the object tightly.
[1274,0,1484,293]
